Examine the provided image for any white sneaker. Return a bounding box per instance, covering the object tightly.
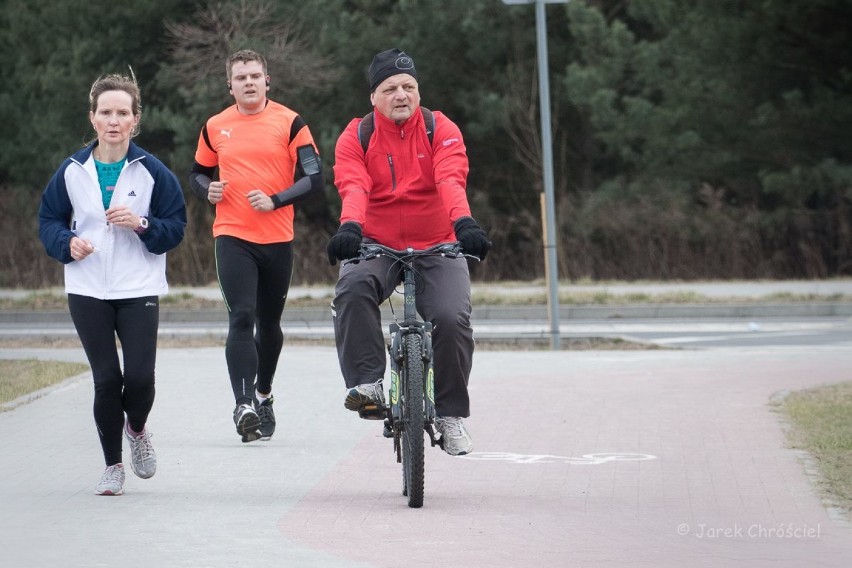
[95,464,125,496]
[344,379,385,419]
[124,424,157,479]
[435,416,473,456]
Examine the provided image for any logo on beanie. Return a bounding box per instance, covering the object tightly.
[395,56,414,70]
[369,48,418,91]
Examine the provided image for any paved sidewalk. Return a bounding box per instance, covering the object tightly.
[1,343,850,567]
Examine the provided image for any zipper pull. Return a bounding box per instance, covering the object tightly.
[387,154,397,191]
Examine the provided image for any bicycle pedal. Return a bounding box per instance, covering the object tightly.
[427,426,442,448]
[357,404,386,420]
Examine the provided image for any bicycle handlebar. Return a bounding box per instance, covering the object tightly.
[344,242,480,265]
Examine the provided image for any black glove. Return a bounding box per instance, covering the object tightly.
[326,222,363,265]
[454,217,491,260]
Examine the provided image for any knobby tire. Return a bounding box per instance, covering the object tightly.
[402,333,425,508]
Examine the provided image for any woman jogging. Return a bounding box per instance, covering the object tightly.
[38,72,186,495]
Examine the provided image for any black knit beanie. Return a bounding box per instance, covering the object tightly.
[368,48,417,92]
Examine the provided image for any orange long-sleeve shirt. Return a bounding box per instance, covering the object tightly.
[194,101,317,244]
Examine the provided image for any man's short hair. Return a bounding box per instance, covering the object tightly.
[226,49,267,80]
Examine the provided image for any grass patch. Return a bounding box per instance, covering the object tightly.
[0,358,89,409]
[3,287,852,311]
[0,291,228,311]
[467,289,717,306]
[0,335,658,351]
[776,381,852,518]
[474,337,664,351]
[0,292,70,310]
[0,291,322,310]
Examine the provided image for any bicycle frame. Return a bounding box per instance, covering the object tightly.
[387,251,437,456]
[349,242,466,508]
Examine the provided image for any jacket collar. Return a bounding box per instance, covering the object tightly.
[71,141,145,165]
[373,105,423,132]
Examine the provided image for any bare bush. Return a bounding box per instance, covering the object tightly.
[164,0,340,100]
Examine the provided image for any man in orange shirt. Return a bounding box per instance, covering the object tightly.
[189,49,323,443]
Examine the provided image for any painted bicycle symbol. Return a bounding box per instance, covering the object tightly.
[459,452,657,464]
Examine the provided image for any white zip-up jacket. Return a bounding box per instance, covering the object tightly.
[39,142,187,300]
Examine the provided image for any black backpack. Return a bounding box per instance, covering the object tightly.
[357,107,435,153]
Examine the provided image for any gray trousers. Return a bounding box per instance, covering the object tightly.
[332,253,474,417]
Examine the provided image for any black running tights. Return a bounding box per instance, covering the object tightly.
[215,236,292,405]
[68,294,158,467]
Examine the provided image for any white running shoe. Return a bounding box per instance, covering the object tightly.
[344,379,385,419]
[124,424,157,479]
[95,464,125,496]
[435,416,473,456]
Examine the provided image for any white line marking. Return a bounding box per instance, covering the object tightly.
[459,452,657,464]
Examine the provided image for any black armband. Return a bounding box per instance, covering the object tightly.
[296,145,321,177]
[268,145,323,209]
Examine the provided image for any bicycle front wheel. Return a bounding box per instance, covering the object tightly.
[401,333,426,508]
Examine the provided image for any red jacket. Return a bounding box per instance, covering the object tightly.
[333,106,471,250]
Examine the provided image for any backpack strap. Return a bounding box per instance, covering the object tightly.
[358,107,435,154]
[357,112,375,154]
[421,107,435,145]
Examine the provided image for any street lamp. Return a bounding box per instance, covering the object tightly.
[502,0,567,350]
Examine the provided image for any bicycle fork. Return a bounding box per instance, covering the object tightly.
[384,322,438,462]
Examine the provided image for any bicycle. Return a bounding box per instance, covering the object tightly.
[344,241,475,508]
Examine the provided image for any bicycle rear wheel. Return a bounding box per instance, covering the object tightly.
[401,333,425,508]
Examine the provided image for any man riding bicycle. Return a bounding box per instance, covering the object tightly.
[326,48,491,455]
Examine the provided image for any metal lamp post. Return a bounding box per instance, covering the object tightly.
[502,0,567,350]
